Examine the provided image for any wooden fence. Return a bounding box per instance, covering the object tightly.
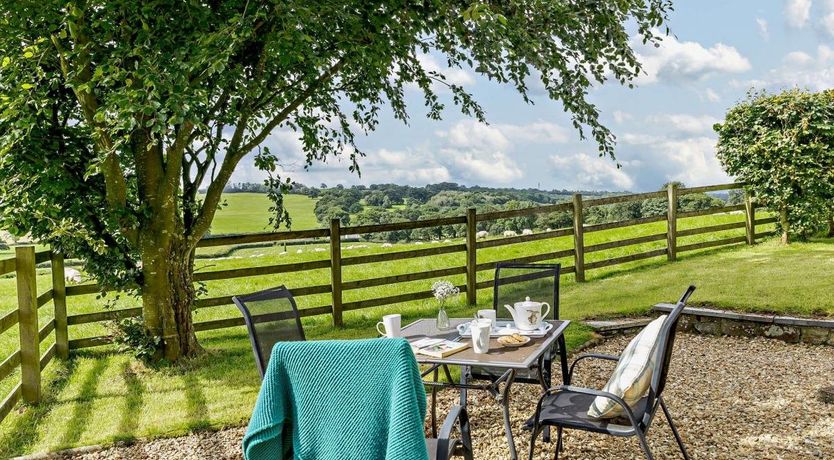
[0,182,777,423]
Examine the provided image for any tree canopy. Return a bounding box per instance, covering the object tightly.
[0,0,673,360]
[714,89,834,243]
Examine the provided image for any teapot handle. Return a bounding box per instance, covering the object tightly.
[541,302,551,320]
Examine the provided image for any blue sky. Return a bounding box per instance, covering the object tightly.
[234,0,834,192]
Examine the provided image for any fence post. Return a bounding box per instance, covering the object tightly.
[744,192,756,245]
[329,218,343,327]
[16,246,41,404]
[572,194,585,282]
[465,208,477,306]
[51,251,69,359]
[666,184,678,262]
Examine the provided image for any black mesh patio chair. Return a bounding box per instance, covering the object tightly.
[233,285,306,379]
[527,285,696,460]
[462,263,568,388]
[429,405,474,460]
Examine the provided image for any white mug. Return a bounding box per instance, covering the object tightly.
[470,318,492,354]
[376,314,402,338]
[477,309,497,324]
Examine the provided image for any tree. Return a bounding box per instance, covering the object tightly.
[0,0,672,361]
[714,89,834,243]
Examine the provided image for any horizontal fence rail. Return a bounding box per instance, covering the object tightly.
[0,182,781,426]
[57,182,768,344]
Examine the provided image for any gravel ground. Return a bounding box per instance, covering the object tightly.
[45,333,834,460]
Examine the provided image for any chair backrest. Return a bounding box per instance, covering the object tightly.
[646,285,696,409]
[492,263,561,320]
[233,285,305,379]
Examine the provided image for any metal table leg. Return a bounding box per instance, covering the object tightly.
[501,369,518,460]
[431,367,439,437]
[557,335,570,385]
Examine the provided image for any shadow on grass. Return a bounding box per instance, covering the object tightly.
[114,360,145,443]
[0,358,76,458]
[58,356,109,448]
[183,372,210,431]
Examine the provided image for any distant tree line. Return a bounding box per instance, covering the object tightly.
[223,181,730,242]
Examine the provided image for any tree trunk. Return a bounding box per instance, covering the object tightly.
[828,214,834,238]
[779,206,790,244]
[140,228,202,362]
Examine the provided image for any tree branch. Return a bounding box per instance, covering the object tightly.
[239,57,347,154]
[187,56,347,244]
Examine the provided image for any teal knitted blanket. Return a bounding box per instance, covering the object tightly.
[242,338,429,460]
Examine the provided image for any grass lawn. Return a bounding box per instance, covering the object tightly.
[5,231,834,456]
[0,211,777,436]
[208,193,319,234]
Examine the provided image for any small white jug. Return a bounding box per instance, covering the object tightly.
[470,318,492,354]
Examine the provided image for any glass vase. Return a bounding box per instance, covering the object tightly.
[436,305,450,330]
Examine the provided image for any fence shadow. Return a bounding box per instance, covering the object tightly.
[115,360,145,443]
[58,356,109,447]
[0,358,76,458]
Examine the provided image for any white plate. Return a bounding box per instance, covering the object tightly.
[456,320,552,338]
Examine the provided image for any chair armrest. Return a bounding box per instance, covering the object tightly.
[533,385,641,432]
[568,353,620,381]
[435,405,471,460]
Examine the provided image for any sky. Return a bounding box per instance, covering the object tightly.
[231,0,834,193]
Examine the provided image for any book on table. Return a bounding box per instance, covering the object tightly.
[410,337,469,358]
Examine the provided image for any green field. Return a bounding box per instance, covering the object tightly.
[208,193,319,234]
[1,194,824,457]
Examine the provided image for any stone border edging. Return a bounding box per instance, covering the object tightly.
[652,303,834,345]
[11,444,107,460]
[582,317,654,335]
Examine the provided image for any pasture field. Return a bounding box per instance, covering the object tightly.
[0,212,782,414]
[207,193,319,234]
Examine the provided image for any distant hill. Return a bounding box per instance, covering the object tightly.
[216,182,730,240]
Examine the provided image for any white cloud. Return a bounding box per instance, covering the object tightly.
[756,17,770,40]
[646,114,721,135]
[433,119,573,183]
[633,34,751,84]
[437,120,524,183]
[784,51,814,66]
[415,54,475,87]
[239,119,575,187]
[441,120,511,152]
[619,134,730,188]
[549,153,634,190]
[368,149,452,183]
[823,13,834,36]
[494,121,569,144]
[821,0,834,35]
[740,45,834,91]
[446,150,524,183]
[657,137,730,186]
[704,88,720,102]
[613,111,633,123]
[785,0,812,28]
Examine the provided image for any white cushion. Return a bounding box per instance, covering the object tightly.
[587,315,667,419]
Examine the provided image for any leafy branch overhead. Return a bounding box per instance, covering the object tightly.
[0,0,672,360]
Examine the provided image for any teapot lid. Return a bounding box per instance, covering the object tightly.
[516,296,540,307]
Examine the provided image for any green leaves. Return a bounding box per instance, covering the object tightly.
[0,0,670,302]
[715,89,834,240]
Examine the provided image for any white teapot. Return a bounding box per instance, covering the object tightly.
[504,297,550,331]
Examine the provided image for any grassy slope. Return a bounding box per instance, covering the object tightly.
[2,194,823,456]
[208,193,319,234]
[6,237,834,456]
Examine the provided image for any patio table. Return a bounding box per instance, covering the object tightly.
[402,318,571,460]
